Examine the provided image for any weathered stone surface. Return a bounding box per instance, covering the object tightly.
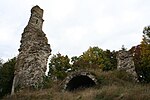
[63,71,97,91]
[11,5,51,94]
[116,50,138,81]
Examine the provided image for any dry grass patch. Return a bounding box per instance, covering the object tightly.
[3,70,150,100]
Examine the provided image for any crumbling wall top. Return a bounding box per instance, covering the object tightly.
[31,5,43,18]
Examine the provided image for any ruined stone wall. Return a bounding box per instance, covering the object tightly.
[11,6,51,94]
[63,71,97,91]
[117,50,138,81]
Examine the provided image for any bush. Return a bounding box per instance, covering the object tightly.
[43,76,53,89]
[0,57,16,99]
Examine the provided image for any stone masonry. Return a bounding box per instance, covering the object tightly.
[11,5,51,94]
[63,71,97,90]
[117,50,138,81]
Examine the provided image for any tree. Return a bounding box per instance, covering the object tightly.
[139,25,150,82]
[131,26,150,82]
[71,47,104,70]
[143,26,150,44]
[48,53,71,80]
[121,45,127,51]
[103,50,117,71]
[71,47,117,71]
[0,57,16,98]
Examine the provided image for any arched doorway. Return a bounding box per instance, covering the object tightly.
[66,75,96,91]
[63,71,97,91]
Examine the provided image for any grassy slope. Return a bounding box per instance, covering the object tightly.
[3,70,150,100]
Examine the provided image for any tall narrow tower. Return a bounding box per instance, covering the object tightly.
[12,5,51,94]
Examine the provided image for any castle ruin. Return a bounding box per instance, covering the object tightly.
[11,6,139,94]
[11,5,51,94]
[117,50,138,81]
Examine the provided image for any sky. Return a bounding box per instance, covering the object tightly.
[0,0,150,61]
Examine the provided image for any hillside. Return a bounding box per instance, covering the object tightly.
[3,70,150,100]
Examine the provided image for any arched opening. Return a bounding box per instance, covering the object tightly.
[66,75,96,91]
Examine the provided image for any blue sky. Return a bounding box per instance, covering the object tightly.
[0,0,150,61]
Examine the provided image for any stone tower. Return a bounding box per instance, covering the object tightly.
[116,50,138,81]
[11,5,51,94]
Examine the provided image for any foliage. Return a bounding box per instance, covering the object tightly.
[48,47,117,82]
[42,76,53,89]
[121,45,127,51]
[71,46,117,71]
[0,57,16,98]
[48,53,72,80]
[143,26,150,44]
[130,25,150,83]
[140,26,150,82]
[103,50,117,71]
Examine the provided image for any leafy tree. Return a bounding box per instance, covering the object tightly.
[82,47,104,67]
[42,76,53,89]
[139,25,150,82]
[143,26,150,44]
[103,50,117,71]
[71,56,79,64]
[71,47,104,70]
[48,53,72,80]
[71,56,80,71]
[130,26,150,83]
[71,47,117,71]
[0,57,16,98]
